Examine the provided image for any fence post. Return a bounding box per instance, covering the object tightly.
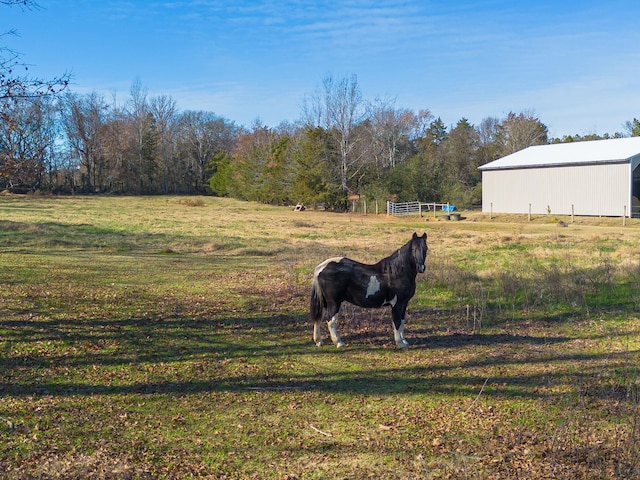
[528,203,531,221]
[571,204,574,223]
[386,201,391,215]
[623,205,627,226]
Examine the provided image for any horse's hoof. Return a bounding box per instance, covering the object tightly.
[336,342,345,348]
[315,341,323,347]
[396,341,410,348]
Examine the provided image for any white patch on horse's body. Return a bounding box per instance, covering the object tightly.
[366,275,381,298]
[393,319,410,348]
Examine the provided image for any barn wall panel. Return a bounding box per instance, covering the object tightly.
[482,163,630,216]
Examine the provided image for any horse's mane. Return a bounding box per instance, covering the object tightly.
[377,238,415,276]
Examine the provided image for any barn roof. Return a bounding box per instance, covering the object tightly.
[479,136,640,171]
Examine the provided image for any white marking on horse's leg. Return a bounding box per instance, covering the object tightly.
[327,315,345,348]
[366,275,380,298]
[313,322,323,347]
[393,319,410,348]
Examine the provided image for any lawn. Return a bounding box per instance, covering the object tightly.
[1,195,639,479]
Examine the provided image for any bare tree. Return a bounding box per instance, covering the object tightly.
[177,110,237,192]
[60,92,108,191]
[303,74,366,196]
[1,0,70,191]
[0,97,56,191]
[99,110,132,193]
[477,116,500,147]
[1,1,69,105]
[499,111,548,154]
[476,116,503,168]
[127,79,158,192]
[368,98,420,168]
[149,95,178,193]
[1,1,37,6]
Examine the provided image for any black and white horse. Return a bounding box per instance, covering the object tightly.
[310,232,428,348]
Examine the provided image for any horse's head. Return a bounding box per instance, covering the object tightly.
[411,232,428,273]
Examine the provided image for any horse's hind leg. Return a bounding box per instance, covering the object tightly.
[313,322,323,347]
[327,315,345,348]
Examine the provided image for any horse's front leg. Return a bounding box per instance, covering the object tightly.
[313,322,323,347]
[391,303,410,348]
[327,315,345,348]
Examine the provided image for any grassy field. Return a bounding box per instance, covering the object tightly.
[1,194,639,479]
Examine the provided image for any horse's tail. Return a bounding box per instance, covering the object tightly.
[310,272,325,322]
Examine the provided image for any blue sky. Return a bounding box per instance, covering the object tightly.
[3,0,640,137]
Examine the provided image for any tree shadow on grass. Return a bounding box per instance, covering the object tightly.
[0,313,311,367]
[0,219,174,253]
[2,348,635,401]
[0,306,570,364]
[0,308,639,399]
[1,310,637,403]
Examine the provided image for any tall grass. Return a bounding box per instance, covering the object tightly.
[422,231,640,328]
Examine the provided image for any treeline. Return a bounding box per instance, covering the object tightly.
[1,76,638,208]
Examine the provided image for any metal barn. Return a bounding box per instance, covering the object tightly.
[479,137,640,218]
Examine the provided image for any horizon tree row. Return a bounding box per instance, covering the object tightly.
[3,3,639,206]
[1,76,637,208]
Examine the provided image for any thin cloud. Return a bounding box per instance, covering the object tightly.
[6,0,640,134]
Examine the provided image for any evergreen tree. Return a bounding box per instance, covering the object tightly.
[626,118,640,137]
[291,127,341,208]
[206,151,232,196]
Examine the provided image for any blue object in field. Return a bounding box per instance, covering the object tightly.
[442,204,457,212]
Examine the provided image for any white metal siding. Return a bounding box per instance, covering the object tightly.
[482,163,630,217]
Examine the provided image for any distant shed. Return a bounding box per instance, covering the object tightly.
[478,137,640,218]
